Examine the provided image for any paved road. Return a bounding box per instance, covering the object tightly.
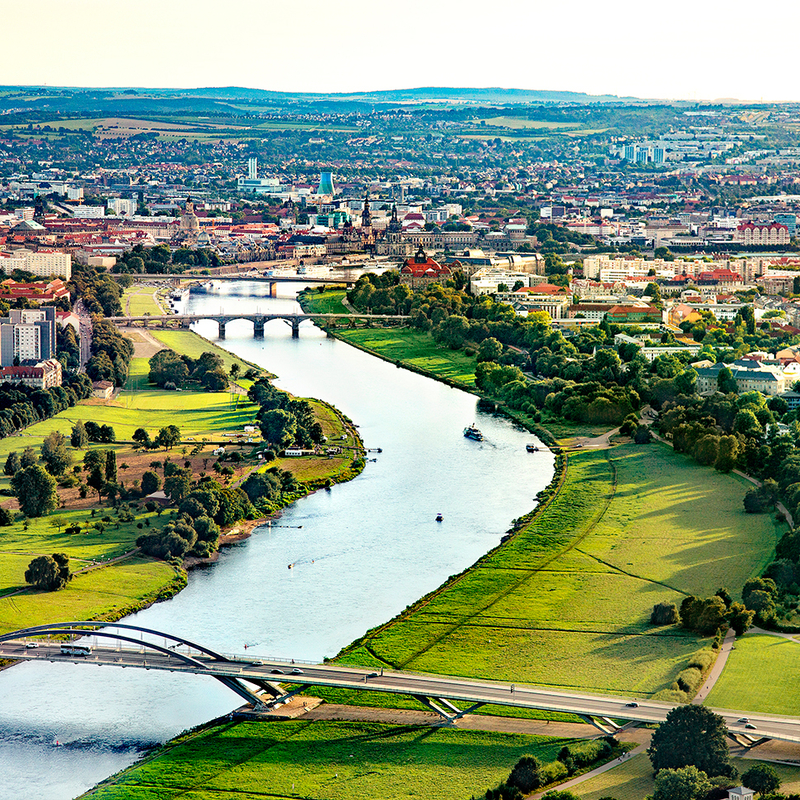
[74,298,92,370]
[0,641,794,743]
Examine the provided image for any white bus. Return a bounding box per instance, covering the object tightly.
[60,643,92,657]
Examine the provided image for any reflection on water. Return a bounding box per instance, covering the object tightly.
[0,282,555,799]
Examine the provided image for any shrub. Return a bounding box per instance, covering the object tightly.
[651,601,679,625]
[508,756,542,792]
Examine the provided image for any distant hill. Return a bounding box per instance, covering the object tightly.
[0,85,640,107]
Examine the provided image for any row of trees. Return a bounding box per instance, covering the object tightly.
[148,349,230,391]
[86,317,134,387]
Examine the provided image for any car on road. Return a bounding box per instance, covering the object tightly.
[270,668,284,674]
[251,660,264,665]
[745,723,757,730]
[737,717,749,723]
[366,672,379,679]
[291,668,304,675]
[25,642,39,649]
[625,701,639,707]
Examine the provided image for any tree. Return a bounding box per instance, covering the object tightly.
[132,427,151,448]
[741,764,781,796]
[156,425,181,450]
[260,409,297,448]
[478,337,504,363]
[11,464,58,517]
[105,449,117,482]
[71,420,88,449]
[648,705,732,777]
[652,766,710,800]
[24,552,71,590]
[717,367,738,394]
[202,368,228,391]
[41,431,73,476]
[20,447,38,468]
[87,466,106,502]
[140,470,161,495]
[651,601,679,625]
[164,470,192,502]
[3,450,19,476]
[149,349,189,387]
[49,515,68,534]
[507,756,542,793]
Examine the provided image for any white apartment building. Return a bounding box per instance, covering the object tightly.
[0,249,72,280]
[71,205,106,219]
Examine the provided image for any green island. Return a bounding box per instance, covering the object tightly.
[83,285,798,800]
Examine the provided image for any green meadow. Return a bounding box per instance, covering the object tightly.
[705,633,800,715]
[578,753,800,800]
[335,328,478,387]
[87,719,571,800]
[337,444,781,698]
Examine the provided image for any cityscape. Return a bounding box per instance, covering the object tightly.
[5,8,800,800]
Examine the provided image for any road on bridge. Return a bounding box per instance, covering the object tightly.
[0,640,792,744]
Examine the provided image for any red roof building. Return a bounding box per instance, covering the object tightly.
[399,247,452,288]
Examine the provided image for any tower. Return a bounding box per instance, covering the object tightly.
[361,194,372,231]
[318,172,335,195]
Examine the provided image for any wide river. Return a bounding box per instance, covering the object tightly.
[0,281,555,800]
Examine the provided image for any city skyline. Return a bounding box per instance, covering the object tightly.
[2,0,798,103]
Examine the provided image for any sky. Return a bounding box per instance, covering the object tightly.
[0,0,797,102]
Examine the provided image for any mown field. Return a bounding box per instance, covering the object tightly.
[122,286,165,316]
[705,633,800,715]
[335,444,781,698]
[88,719,571,800]
[299,288,351,314]
[578,753,800,800]
[334,328,478,387]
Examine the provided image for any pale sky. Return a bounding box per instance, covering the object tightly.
[0,0,796,102]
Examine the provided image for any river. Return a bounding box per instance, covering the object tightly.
[0,281,555,800]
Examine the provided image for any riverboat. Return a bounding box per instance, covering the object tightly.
[526,444,540,453]
[436,513,443,522]
[463,425,483,441]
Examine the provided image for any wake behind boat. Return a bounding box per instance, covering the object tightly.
[463,424,483,441]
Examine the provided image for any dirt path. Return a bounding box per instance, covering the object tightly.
[119,327,167,358]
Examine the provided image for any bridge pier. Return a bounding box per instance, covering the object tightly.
[291,318,300,339]
[253,319,265,339]
[218,320,226,339]
[269,281,277,298]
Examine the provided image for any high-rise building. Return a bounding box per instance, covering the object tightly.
[775,213,797,238]
[248,158,258,180]
[317,172,335,195]
[652,146,666,165]
[0,307,56,366]
[623,144,637,162]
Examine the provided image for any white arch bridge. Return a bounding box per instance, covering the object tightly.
[108,312,408,339]
[0,622,792,744]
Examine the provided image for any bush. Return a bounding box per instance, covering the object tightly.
[651,601,679,625]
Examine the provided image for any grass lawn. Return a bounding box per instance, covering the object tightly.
[88,719,571,800]
[335,328,478,388]
[0,557,180,633]
[705,633,800,715]
[578,753,800,800]
[299,288,351,314]
[123,287,164,316]
[336,444,781,698]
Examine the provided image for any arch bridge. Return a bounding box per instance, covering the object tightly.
[107,312,408,339]
[0,622,792,744]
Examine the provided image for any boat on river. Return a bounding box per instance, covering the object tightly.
[436,513,443,522]
[526,444,540,453]
[463,424,483,441]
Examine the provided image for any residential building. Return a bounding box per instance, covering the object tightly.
[0,307,56,366]
[605,305,662,324]
[0,249,72,280]
[398,247,452,288]
[734,222,790,246]
[0,358,62,389]
[695,360,788,396]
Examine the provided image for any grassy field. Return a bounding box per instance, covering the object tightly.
[335,328,478,388]
[123,286,164,316]
[479,116,583,130]
[299,288,351,314]
[704,633,800,715]
[578,753,800,800]
[335,444,781,698]
[88,719,572,800]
